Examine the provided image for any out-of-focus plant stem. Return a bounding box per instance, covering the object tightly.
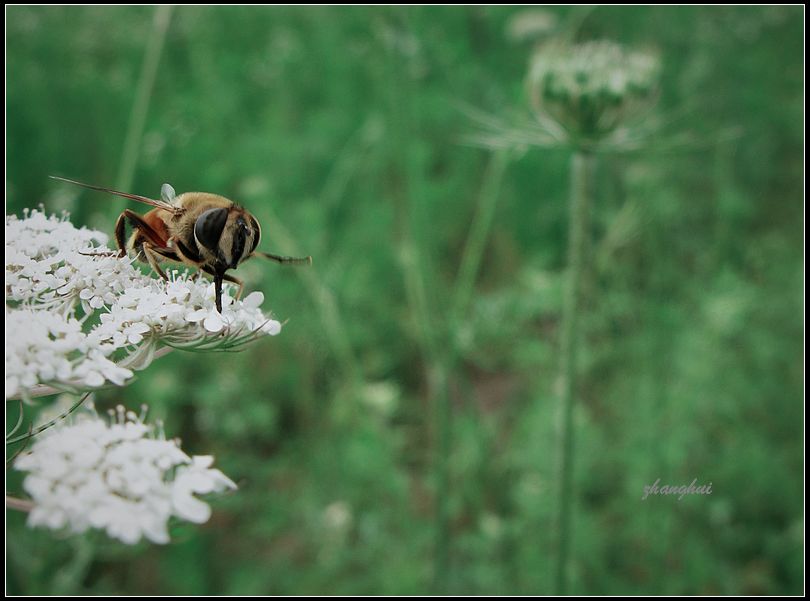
[376,8,451,590]
[434,148,510,591]
[50,537,95,595]
[6,496,34,512]
[450,149,510,329]
[257,122,378,407]
[115,5,172,193]
[554,149,594,595]
[259,206,362,392]
[7,392,93,446]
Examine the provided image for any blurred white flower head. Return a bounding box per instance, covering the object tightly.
[527,40,660,141]
[322,500,353,532]
[6,209,284,399]
[14,405,237,545]
[505,9,558,43]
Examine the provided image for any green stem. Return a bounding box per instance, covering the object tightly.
[50,536,95,594]
[450,149,510,330]
[6,392,92,446]
[6,496,34,512]
[432,150,510,592]
[375,10,451,589]
[115,5,172,192]
[260,207,362,391]
[432,361,451,593]
[554,149,594,595]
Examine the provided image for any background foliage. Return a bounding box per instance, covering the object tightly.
[6,6,804,595]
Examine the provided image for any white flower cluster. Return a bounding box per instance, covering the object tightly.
[6,309,133,399]
[15,406,237,545]
[528,40,659,139]
[6,209,139,312]
[6,209,283,399]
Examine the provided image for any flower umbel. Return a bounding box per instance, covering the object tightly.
[462,39,663,154]
[5,309,134,398]
[14,405,237,545]
[527,40,660,142]
[6,209,284,399]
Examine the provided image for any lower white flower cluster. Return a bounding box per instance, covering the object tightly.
[15,406,237,545]
[5,210,283,399]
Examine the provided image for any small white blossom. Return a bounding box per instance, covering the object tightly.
[14,406,237,545]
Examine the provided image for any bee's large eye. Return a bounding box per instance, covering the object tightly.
[194,208,229,252]
[229,217,250,269]
[249,216,261,253]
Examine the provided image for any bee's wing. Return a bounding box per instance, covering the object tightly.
[161,183,176,204]
[49,176,182,214]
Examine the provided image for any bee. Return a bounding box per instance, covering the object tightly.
[50,176,311,313]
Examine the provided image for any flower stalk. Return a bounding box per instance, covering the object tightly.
[520,40,658,594]
[115,5,172,193]
[6,495,35,513]
[554,149,594,595]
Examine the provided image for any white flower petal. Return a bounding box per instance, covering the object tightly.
[263,320,282,336]
[242,291,264,309]
[172,491,212,524]
[203,311,224,333]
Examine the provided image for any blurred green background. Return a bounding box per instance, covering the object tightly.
[5,6,804,595]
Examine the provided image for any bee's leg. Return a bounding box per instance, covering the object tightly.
[167,236,205,270]
[152,247,181,263]
[114,212,129,258]
[77,212,132,258]
[123,209,172,255]
[78,249,120,258]
[142,244,169,281]
[213,273,224,313]
[222,273,244,301]
[200,266,244,303]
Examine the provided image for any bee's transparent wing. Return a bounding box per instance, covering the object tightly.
[161,183,177,204]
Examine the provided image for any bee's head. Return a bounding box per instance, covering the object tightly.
[194,207,261,270]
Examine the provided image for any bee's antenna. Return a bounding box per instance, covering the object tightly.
[255,251,312,266]
[49,176,181,213]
